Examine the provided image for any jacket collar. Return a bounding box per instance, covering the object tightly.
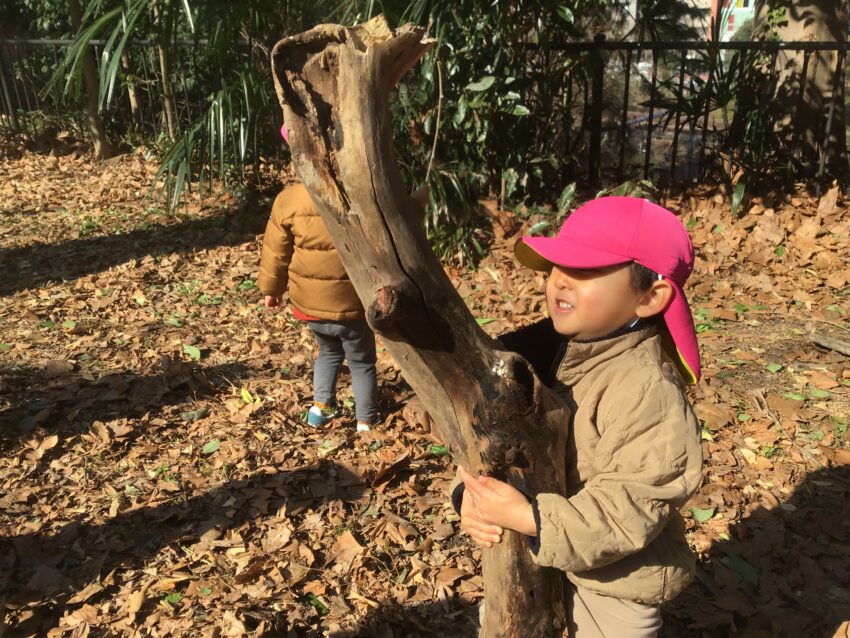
[556,323,657,386]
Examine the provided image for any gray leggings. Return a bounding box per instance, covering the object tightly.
[307,319,377,423]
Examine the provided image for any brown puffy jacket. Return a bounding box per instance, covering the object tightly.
[532,325,703,604]
[258,183,364,321]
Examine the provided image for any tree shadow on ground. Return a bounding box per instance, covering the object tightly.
[331,464,850,638]
[663,464,850,638]
[0,461,367,636]
[0,357,251,447]
[0,192,271,296]
[325,597,480,638]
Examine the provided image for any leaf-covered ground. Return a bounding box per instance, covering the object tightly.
[1,146,849,638]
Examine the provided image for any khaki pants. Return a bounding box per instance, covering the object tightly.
[477,586,662,638]
[568,586,662,638]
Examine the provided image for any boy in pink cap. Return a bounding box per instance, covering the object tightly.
[455,197,703,637]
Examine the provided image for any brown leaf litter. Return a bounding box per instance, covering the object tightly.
[1,149,849,637]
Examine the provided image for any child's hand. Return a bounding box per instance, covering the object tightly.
[263,295,281,309]
[458,466,537,538]
[460,490,503,548]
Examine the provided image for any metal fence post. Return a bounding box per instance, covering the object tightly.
[670,49,688,181]
[618,47,633,180]
[643,49,659,180]
[588,34,605,186]
[0,45,20,131]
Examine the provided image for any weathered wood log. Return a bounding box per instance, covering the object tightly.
[271,16,569,637]
[811,332,850,357]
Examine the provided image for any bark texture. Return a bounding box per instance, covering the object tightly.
[271,16,569,638]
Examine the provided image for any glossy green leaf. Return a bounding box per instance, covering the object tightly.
[728,554,759,585]
[731,180,746,215]
[556,5,575,22]
[689,507,715,523]
[304,593,329,615]
[557,183,576,213]
[183,344,201,361]
[202,439,220,455]
[528,221,551,236]
[466,75,496,92]
[164,593,183,605]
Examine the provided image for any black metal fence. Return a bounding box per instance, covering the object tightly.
[551,39,849,186]
[1,37,848,186]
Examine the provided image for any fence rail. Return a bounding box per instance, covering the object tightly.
[1,37,847,187]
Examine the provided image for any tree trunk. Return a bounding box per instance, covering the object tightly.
[121,51,141,128]
[755,0,849,177]
[67,0,113,159]
[152,0,176,140]
[271,16,569,638]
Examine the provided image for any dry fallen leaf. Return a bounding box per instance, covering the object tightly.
[436,566,467,585]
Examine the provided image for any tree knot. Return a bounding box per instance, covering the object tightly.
[482,431,533,475]
[366,283,415,335]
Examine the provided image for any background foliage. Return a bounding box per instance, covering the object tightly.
[3,0,811,266]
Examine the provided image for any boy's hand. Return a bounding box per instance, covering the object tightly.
[458,466,537,538]
[460,480,504,548]
[263,295,281,309]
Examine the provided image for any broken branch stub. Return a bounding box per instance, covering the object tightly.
[272,17,568,635]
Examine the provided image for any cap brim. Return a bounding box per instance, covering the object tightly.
[660,282,701,385]
[515,236,631,271]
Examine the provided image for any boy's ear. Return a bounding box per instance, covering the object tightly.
[635,279,674,319]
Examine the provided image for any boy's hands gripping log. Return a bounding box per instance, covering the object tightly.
[458,466,537,546]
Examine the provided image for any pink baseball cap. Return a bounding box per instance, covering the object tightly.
[515,196,700,384]
[280,123,288,144]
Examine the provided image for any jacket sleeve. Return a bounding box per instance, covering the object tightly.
[257,194,294,297]
[448,470,465,514]
[530,379,701,573]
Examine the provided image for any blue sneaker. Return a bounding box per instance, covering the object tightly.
[306,404,338,427]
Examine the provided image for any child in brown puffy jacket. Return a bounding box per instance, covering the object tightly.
[259,174,381,430]
[259,124,427,432]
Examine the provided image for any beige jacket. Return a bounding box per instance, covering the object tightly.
[258,183,364,321]
[531,325,703,604]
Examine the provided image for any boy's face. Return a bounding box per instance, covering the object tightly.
[546,263,647,340]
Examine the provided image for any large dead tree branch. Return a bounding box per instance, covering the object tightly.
[272,16,569,637]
